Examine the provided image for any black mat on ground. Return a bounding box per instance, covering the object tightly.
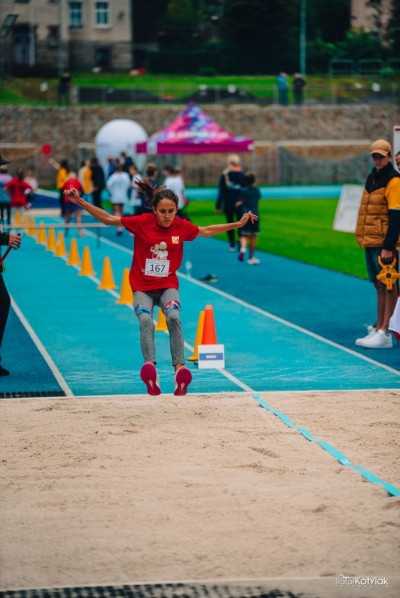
[0,583,303,598]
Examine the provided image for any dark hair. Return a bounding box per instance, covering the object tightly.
[244,172,255,186]
[135,178,178,209]
[145,163,157,177]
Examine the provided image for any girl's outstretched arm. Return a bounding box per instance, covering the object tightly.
[63,187,121,226]
[198,211,257,238]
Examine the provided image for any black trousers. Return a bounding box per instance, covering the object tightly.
[0,274,10,360]
[224,205,243,248]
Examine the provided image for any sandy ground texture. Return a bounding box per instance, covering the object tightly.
[0,389,399,598]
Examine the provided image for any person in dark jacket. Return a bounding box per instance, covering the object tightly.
[0,155,22,375]
[90,157,106,208]
[216,154,245,251]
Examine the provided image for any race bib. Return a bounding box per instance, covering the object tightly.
[145,258,170,277]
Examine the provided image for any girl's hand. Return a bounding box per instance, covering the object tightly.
[63,187,80,203]
[239,211,258,226]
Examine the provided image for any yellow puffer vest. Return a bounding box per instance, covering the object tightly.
[355,185,388,248]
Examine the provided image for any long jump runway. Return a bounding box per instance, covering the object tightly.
[1,215,399,398]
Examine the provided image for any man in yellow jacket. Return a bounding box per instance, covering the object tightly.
[355,139,400,348]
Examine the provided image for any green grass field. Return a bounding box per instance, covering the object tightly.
[183,198,366,280]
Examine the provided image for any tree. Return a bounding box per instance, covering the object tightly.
[386,0,400,56]
[157,0,199,46]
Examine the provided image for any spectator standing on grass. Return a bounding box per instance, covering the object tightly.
[232,172,262,265]
[276,72,289,105]
[57,72,71,105]
[293,73,306,105]
[216,154,245,251]
[355,139,400,349]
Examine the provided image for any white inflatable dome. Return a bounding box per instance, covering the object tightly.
[94,119,148,174]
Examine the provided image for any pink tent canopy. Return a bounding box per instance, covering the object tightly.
[136,103,254,155]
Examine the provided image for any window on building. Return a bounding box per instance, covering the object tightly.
[95,2,110,26]
[69,2,83,28]
[47,25,59,48]
[95,46,111,67]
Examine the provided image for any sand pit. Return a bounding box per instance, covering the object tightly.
[0,390,399,597]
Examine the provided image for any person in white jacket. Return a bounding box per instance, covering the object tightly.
[162,165,188,217]
[106,162,131,235]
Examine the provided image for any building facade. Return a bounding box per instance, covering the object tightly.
[0,0,133,74]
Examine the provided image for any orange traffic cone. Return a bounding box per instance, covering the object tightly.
[22,211,29,230]
[28,216,36,237]
[98,256,117,290]
[79,246,95,276]
[188,310,205,361]
[116,268,133,304]
[46,227,56,251]
[201,304,218,344]
[13,210,21,227]
[155,308,168,331]
[37,222,47,244]
[67,238,80,266]
[55,231,66,257]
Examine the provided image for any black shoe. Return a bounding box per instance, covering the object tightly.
[201,274,218,283]
[0,365,10,376]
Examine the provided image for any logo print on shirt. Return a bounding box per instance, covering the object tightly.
[150,241,168,259]
[172,236,179,244]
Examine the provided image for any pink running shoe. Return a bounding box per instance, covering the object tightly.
[140,362,161,396]
[174,365,192,396]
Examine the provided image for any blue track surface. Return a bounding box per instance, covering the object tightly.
[1,210,398,397]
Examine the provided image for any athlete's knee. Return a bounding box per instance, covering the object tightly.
[135,303,153,321]
[165,300,180,318]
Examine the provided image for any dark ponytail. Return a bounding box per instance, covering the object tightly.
[135,178,178,210]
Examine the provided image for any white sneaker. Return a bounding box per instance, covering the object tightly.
[247,257,260,265]
[355,328,376,346]
[359,329,393,349]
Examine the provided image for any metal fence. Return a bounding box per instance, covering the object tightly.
[1,79,400,106]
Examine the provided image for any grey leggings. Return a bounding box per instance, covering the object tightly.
[133,288,184,366]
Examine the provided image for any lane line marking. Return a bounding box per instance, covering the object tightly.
[253,392,400,497]
[11,297,74,397]
[178,272,400,377]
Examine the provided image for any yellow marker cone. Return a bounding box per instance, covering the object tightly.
[79,246,95,276]
[98,256,117,290]
[55,231,66,257]
[116,268,133,305]
[13,210,21,227]
[46,226,57,251]
[28,216,36,237]
[22,211,29,230]
[37,222,47,244]
[67,238,80,266]
[188,310,205,361]
[155,308,168,331]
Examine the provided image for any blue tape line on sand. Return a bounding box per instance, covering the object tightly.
[253,393,400,497]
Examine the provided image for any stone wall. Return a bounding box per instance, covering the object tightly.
[0,104,399,186]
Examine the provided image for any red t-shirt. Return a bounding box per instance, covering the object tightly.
[121,213,199,292]
[63,178,83,202]
[4,178,33,207]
